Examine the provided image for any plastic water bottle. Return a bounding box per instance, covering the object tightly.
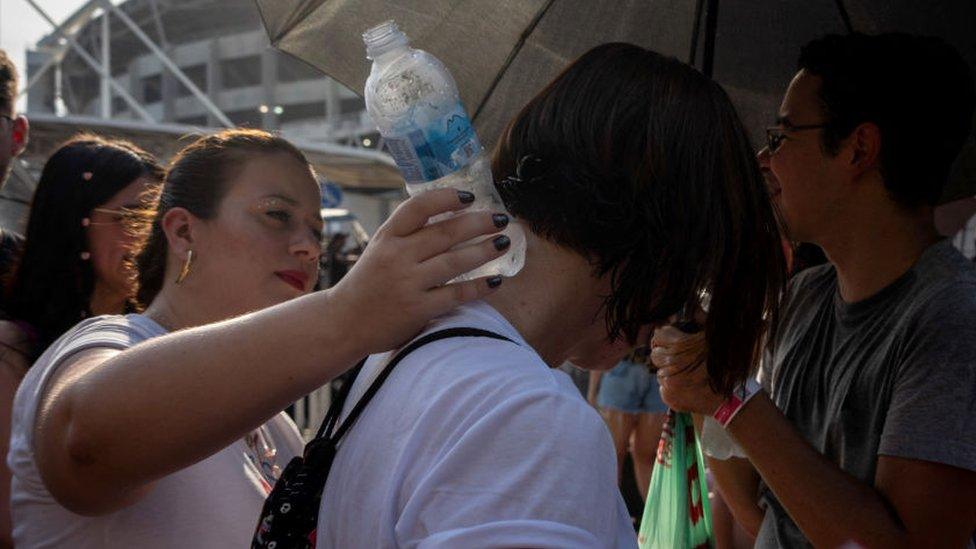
[362,20,525,280]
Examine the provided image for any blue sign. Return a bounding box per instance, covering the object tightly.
[320,182,344,208]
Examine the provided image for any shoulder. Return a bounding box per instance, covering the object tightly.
[400,337,607,443]
[23,315,166,395]
[53,314,166,351]
[897,245,976,343]
[397,333,568,399]
[785,263,835,304]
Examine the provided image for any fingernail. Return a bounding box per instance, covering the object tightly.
[493,235,510,251]
[492,213,509,228]
[487,276,503,288]
[458,191,475,204]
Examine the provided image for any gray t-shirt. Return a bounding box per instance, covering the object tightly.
[755,240,976,548]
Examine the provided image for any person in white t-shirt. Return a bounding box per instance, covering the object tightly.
[316,43,786,548]
[9,129,513,548]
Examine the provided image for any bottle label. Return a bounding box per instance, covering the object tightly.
[383,102,482,185]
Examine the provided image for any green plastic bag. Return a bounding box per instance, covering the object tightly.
[638,410,714,549]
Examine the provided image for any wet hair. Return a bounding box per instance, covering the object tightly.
[131,128,311,308]
[0,49,16,115]
[7,134,163,355]
[798,33,976,207]
[493,43,786,395]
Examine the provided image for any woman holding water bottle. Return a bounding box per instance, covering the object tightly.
[8,129,513,547]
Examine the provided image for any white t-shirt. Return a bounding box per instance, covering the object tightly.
[318,302,637,548]
[8,314,304,548]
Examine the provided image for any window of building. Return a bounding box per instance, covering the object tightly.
[278,101,326,124]
[226,108,263,128]
[112,95,129,114]
[220,55,262,89]
[177,64,208,97]
[277,55,321,83]
[339,96,364,114]
[142,74,162,103]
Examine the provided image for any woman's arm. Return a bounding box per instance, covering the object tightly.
[34,189,512,515]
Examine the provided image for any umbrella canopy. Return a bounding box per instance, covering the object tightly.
[256,0,976,202]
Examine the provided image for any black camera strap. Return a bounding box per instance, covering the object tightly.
[253,327,515,549]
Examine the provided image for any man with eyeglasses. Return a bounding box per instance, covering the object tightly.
[653,33,976,547]
[0,49,30,293]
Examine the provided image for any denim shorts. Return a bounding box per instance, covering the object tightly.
[596,359,667,414]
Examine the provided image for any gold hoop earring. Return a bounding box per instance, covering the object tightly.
[175,250,194,285]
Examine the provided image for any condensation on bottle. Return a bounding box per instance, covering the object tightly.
[362,20,525,280]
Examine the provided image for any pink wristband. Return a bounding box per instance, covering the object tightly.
[712,378,762,427]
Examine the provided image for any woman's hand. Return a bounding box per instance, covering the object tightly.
[651,325,724,415]
[329,188,512,354]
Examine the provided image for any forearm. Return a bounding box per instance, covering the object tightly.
[707,455,764,536]
[60,290,360,499]
[729,394,907,547]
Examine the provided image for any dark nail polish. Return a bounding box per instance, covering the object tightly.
[487,276,503,288]
[493,235,511,251]
[492,213,509,228]
[458,190,475,204]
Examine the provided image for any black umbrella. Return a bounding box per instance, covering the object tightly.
[256,0,976,202]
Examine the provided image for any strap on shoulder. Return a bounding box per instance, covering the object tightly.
[315,327,515,444]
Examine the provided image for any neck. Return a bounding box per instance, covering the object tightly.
[484,232,605,367]
[815,197,939,303]
[143,281,222,332]
[88,281,129,316]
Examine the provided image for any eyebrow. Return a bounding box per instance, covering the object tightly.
[261,193,298,206]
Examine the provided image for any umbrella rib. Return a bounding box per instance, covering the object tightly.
[688,0,706,67]
[833,0,855,33]
[471,0,558,122]
[267,0,332,45]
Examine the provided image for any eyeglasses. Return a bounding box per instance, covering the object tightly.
[88,207,136,225]
[765,124,827,154]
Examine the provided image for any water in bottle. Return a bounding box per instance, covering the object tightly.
[362,20,525,280]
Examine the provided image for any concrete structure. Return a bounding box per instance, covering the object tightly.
[3,0,405,235]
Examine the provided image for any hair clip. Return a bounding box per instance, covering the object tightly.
[82,172,93,181]
[80,251,91,261]
[515,154,547,181]
[81,218,90,227]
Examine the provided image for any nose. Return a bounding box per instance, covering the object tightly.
[756,146,771,168]
[289,229,321,263]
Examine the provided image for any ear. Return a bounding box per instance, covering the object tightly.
[846,122,882,177]
[160,207,196,257]
[11,116,29,156]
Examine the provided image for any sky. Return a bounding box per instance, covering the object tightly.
[0,0,85,111]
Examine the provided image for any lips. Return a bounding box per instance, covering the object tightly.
[275,270,309,292]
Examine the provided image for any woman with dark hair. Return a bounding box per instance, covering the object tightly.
[314,42,784,547]
[3,135,164,353]
[8,128,511,547]
[0,134,163,546]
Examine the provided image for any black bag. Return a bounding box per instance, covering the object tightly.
[252,327,514,549]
